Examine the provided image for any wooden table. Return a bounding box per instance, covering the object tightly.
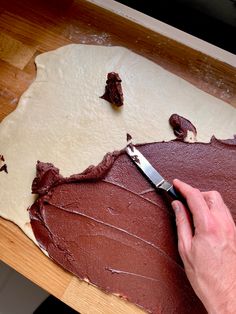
[0,0,235,313]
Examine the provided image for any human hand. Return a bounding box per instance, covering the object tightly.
[172,179,236,314]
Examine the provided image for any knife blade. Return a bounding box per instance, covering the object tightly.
[126,145,183,201]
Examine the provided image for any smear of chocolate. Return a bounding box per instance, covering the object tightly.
[100,72,124,107]
[126,133,132,142]
[0,155,8,173]
[32,161,63,196]
[0,164,8,173]
[169,114,197,141]
[131,155,140,164]
[29,137,236,314]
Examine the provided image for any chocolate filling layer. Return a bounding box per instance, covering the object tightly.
[29,137,236,313]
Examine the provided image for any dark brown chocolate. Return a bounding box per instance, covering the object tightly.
[0,155,8,173]
[126,133,132,142]
[32,161,63,196]
[131,154,140,164]
[100,72,124,107]
[0,164,8,173]
[29,137,236,313]
[169,114,197,140]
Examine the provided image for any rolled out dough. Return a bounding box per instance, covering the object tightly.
[0,44,235,243]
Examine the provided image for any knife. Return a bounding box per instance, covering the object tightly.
[126,145,184,201]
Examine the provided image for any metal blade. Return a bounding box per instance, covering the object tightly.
[126,145,164,187]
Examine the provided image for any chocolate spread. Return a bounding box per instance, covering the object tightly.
[29,137,236,313]
[0,154,7,173]
[126,133,132,142]
[169,114,197,141]
[100,72,124,107]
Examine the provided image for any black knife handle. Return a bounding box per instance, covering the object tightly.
[158,181,187,205]
[167,185,189,209]
[167,185,183,201]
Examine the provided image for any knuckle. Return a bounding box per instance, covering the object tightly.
[204,191,223,209]
[210,190,222,201]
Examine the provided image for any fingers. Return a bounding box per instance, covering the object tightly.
[172,200,192,255]
[202,191,235,226]
[173,179,211,233]
[202,191,224,210]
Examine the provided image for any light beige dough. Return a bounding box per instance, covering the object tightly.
[0,44,235,243]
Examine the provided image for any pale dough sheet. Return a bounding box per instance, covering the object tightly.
[0,44,235,243]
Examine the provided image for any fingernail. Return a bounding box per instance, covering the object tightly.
[172,202,180,213]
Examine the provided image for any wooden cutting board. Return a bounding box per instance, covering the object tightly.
[0,0,235,313]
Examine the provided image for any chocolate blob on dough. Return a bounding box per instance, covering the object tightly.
[29,137,236,314]
[169,114,197,141]
[126,133,132,142]
[0,155,8,173]
[0,164,8,173]
[100,72,124,107]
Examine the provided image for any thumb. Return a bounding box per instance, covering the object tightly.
[172,200,192,254]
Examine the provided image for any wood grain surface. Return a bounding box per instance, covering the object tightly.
[0,0,235,313]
